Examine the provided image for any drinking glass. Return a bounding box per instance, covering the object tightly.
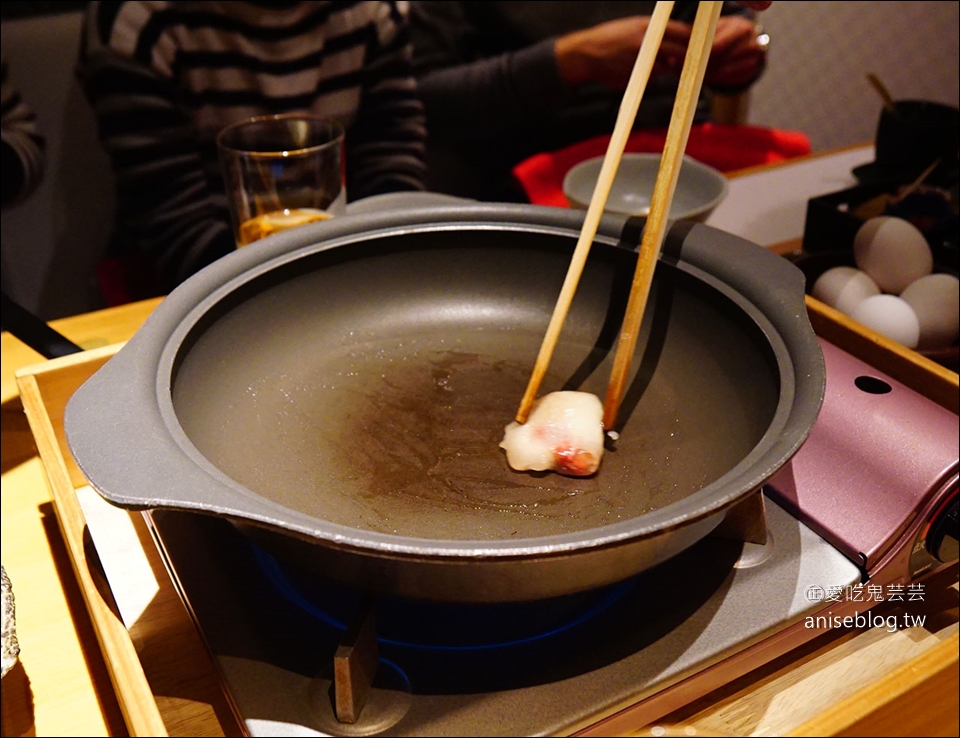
[217,113,346,247]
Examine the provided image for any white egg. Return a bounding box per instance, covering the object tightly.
[811,266,880,315]
[853,216,933,294]
[899,273,960,349]
[849,294,921,348]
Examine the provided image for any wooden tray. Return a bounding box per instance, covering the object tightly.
[14,345,241,737]
[13,299,959,737]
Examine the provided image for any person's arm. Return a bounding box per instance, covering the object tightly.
[1,56,46,208]
[410,1,766,148]
[553,2,769,97]
[77,2,234,292]
[346,1,427,199]
[554,15,694,89]
[410,1,571,146]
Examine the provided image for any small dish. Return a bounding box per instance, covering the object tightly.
[562,153,728,222]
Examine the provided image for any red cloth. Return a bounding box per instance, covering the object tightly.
[512,123,812,207]
[97,253,164,306]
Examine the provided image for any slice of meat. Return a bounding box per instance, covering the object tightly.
[499,391,605,477]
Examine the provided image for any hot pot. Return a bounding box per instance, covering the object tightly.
[64,203,824,602]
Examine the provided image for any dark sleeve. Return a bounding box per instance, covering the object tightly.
[345,2,427,199]
[409,1,570,146]
[1,56,46,207]
[77,2,234,292]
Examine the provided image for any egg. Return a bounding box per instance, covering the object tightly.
[899,273,960,349]
[849,294,921,348]
[811,266,880,315]
[853,216,933,294]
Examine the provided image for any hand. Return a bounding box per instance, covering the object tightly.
[555,16,693,89]
[705,15,767,87]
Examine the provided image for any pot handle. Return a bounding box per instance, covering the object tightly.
[661,219,809,310]
[63,331,277,525]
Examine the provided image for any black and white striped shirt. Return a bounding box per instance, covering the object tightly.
[79,0,426,293]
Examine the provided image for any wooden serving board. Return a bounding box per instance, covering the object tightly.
[12,300,958,737]
[14,345,241,737]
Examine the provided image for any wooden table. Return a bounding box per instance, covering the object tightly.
[2,149,958,737]
[2,299,162,737]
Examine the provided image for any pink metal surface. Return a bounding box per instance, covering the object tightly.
[768,338,959,573]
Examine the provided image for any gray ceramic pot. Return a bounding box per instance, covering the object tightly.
[64,203,824,602]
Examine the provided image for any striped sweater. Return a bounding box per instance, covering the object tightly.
[79,0,426,294]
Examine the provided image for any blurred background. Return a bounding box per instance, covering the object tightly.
[749,1,959,151]
[1,1,958,321]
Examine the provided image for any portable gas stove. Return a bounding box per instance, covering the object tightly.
[127,337,957,737]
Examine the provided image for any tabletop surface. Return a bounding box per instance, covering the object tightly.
[704,144,875,246]
[2,146,957,738]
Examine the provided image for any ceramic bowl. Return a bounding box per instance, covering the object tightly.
[563,153,728,222]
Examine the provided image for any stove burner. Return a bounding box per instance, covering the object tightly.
[146,503,863,735]
[253,545,636,652]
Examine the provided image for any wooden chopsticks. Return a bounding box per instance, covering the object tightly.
[515,0,723,429]
[602,1,722,428]
[514,0,677,424]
